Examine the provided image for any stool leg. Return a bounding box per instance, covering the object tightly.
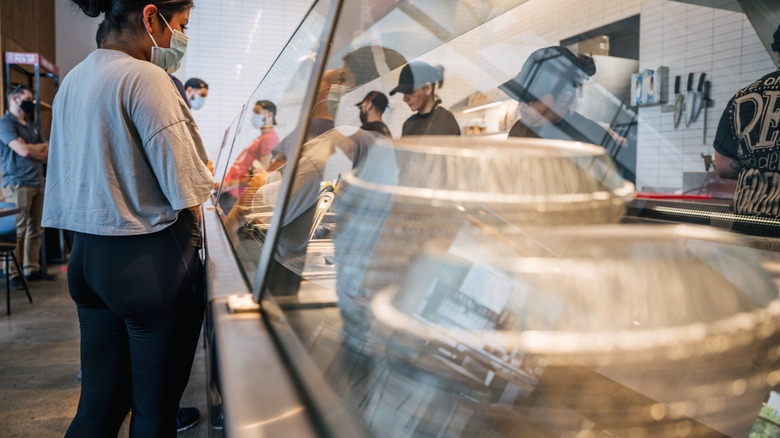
[5,253,10,315]
[10,252,31,303]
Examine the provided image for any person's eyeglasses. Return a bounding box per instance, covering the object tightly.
[9,84,23,95]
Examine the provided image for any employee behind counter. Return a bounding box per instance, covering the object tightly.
[714,23,780,219]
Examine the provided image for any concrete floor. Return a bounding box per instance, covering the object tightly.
[0,263,210,438]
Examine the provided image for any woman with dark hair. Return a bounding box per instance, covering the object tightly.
[500,46,617,150]
[42,1,212,436]
[390,61,461,136]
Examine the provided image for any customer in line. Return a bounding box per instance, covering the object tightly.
[94,13,203,432]
[184,77,208,110]
[220,99,280,210]
[389,61,461,136]
[43,1,213,436]
[713,23,780,218]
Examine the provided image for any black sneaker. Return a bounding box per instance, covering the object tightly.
[9,276,25,290]
[212,409,224,430]
[24,271,56,282]
[176,407,200,432]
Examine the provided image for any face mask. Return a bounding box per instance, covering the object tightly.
[19,100,35,115]
[190,94,205,110]
[359,109,368,125]
[327,84,348,120]
[251,113,266,129]
[147,13,188,73]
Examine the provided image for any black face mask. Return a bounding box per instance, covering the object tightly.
[359,109,368,125]
[20,100,35,115]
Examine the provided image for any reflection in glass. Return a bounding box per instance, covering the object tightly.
[333,136,632,354]
[208,0,780,436]
[215,0,334,285]
[370,225,780,437]
[212,108,244,203]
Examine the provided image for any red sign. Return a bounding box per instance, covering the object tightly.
[39,55,59,76]
[4,52,59,76]
[5,52,38,65]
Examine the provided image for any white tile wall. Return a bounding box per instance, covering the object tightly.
[635,1,775,191]
[397,0,773,192]
[436,0,774,192]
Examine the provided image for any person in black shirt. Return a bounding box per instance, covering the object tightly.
[389,61,461,136]
[499,46,616,152]
[356,90,392,137]
[713,24,780,217]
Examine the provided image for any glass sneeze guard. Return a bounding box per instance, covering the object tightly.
[210,0,780,436]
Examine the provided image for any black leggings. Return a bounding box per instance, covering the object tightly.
[65,211,204,438]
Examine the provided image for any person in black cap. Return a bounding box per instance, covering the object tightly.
[390,61,461,136]
[713,23,780,218]
[499,46,616,152]
[356,91,392,137]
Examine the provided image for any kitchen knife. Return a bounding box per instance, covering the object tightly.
[702,80,710,144]
[673,75,684,129]
[690,73,707,125]
[685,73,696,127]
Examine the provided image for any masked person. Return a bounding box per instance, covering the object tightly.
[95,20,202,431]
[389,61,461,136]
[0,84,51,289]
[222,100,280,201]
[713,23,780,218]
[356,90,392,137]
[499,46,617,151]
[43,1,213,436]
[184,77,208,110]
[231,46,407,295]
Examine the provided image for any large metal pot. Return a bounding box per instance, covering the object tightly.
[372,224,780,437]
[334,136,634,354]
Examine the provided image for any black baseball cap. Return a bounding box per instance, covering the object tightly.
[355,91,389,113]
[389,61,439,96]
[499,46,593,103]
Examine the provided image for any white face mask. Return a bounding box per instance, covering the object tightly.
[251,113,266,129]
[147,13,188,74]
[190,94,205,110]
[327,84,348,120]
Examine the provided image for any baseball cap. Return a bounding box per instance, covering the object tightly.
[389,61,439,96]
[499,46,594,103]
[355,91,389,112]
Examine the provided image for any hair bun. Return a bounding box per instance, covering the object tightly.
[576,54,597,77]
[71,0,110,18]
[433,64,445,82]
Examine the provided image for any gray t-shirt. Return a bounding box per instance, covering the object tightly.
[42,49,213,236]
[0,111,46,188]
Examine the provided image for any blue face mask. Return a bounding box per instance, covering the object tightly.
[147,13,188,73]
[190,94,205,110]
[251,113,266,129]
